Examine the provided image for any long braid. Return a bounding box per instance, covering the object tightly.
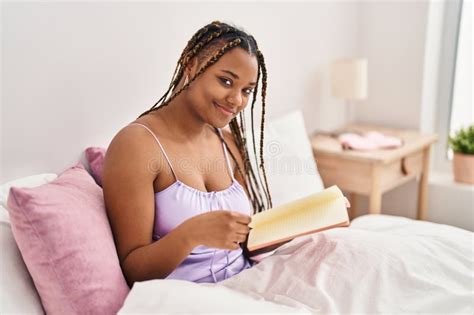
[256,50,272,209]
[229,119,266,213]
[247,43,272,210]
[249,59,267,208]
[137,21,272,214]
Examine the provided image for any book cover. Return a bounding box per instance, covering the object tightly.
[242,185,350,258]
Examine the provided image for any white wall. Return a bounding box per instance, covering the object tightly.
[350,0,473,231]
[2,1,472,231]
[1,1,359,182]
[356,0,429,128]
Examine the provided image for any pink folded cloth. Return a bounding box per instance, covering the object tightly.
[338,131,403,151]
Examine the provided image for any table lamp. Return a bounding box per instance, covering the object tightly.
[331,58,368,132]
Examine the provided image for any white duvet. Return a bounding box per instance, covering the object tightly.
[119,215,474,314]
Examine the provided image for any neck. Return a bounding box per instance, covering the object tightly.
[153,94,212,142]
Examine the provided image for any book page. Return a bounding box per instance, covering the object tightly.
[249,185,343,229]
[247,186,349,250]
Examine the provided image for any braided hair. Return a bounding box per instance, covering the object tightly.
[137,21,272,214]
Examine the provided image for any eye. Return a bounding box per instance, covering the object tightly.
[244,88,254,95]
[219,77,254,96]
[219,77,232,86]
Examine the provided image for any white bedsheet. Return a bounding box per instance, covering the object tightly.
[119,215,474,314]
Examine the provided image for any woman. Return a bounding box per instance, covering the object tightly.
[102,21,273,287]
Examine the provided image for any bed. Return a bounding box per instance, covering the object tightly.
[1,110,473,314]
[120,214,473,314]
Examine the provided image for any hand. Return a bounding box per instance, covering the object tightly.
[179,210,251,250]
[344,196,351,208]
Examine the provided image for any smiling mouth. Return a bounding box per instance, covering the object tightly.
[214,102,236,115]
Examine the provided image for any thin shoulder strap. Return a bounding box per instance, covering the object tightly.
[217,128,235,181]
[128,122,178,181]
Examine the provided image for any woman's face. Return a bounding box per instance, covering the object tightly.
[183,47,259,128]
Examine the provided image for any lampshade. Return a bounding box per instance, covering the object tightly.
[331,58,368,100]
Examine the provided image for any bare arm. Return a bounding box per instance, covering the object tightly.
[120,225,194,286]
[102,125,195,287]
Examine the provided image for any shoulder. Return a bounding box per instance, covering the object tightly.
[107,123,156,158]
[103,122,165,183]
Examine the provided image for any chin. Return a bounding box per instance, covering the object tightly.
[209,118,231,129]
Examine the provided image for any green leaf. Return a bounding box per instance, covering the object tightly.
[448,124,474,154]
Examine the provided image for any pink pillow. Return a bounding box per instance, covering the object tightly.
[85,147,106,186]
[7,163,129,314]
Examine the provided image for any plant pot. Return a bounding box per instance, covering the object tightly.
[453,152,474,184]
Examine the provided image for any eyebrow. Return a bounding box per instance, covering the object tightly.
[221,69,257,86]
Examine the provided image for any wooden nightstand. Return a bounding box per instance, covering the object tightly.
[310,124,438,220]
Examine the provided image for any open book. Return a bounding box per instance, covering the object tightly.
[242,185,350,258]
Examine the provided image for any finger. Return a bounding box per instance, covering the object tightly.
[228,239,241,249]
[234,235,247,245]
[231,212,252,224]
[235,226,250,235]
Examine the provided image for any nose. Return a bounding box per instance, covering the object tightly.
[225,89,242,107]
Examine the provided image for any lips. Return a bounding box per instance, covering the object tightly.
[214,102,236,115]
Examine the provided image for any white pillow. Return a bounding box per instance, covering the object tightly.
[246,110,324,207]
[0,173,57,314]
[0,173,57,223]
[0,217,44,314]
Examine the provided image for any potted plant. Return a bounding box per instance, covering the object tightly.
[448,124,474,184]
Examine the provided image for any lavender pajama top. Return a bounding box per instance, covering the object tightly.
[129,123,255,283]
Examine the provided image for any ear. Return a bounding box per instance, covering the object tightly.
[184,56,200,78]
